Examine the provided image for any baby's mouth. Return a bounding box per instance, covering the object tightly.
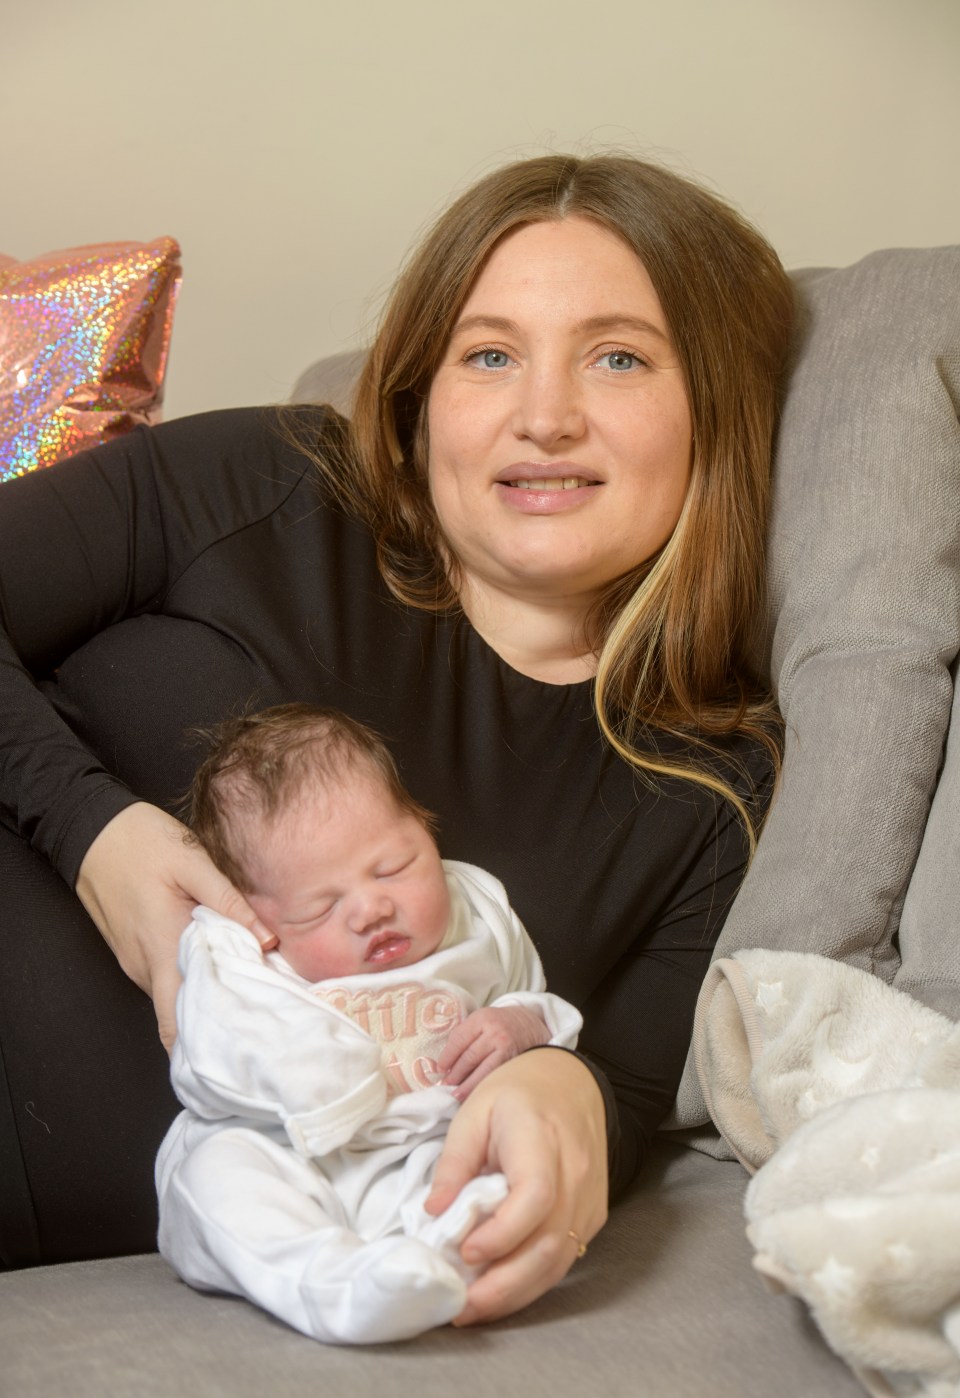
[365,933,411,966]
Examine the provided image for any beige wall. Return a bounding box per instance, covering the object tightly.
[5,0,959,420]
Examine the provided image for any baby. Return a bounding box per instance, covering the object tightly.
[156,704,581,1345]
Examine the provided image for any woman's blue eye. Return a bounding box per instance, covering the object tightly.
[470,349,510,369]
[600,350,639,372]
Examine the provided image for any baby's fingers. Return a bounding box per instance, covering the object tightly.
[443,1037,499,1090]
[448,1057,500,1100]
[436,1019,482,1076]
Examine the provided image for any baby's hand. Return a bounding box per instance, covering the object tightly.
[438,1006,551,1100]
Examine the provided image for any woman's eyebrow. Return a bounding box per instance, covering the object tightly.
[449,313,670,342]
[451,314,519,336]
[574,314,670,342]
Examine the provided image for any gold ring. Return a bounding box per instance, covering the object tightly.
[568,1228,588,1259]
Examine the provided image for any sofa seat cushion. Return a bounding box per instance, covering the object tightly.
[0,1143,864,1398]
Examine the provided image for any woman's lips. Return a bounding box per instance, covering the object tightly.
[365,934,411,966]
[496,462,602,486]
[494,477,601,513]
[506,475,595,491]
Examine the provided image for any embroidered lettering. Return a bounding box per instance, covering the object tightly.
[314,981,469,1092]
[411,1055,443,1088]
[420,992,459,1035]
[383,1052,413,1096]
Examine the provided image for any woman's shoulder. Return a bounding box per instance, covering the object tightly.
[123,403,356,535]
[146,403,347,481]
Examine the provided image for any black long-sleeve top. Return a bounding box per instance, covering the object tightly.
[0,406,770,1198]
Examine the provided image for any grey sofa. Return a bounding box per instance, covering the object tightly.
[3,246,959,1397]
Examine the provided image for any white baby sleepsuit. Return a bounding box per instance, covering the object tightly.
[156,860,581,1344]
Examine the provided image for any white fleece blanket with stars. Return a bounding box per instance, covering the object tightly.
[692,948,960,1398]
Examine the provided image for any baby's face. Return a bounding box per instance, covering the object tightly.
[243,776,451,982]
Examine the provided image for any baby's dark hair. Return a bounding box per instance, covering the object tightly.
[187,703,436,893]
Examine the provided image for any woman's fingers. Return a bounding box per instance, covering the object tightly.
[150,947,184,1055]
[76,802,275,1051]
[423,1101,490,1217]
[455,1226,583,1327]
[177,853,278,951]
[457,1150,557,1266]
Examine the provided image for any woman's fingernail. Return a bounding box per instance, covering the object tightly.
[255,925,279,951]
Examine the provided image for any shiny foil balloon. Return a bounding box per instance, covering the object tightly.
[0,237,181,482]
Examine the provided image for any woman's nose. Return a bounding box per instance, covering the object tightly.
[346,888,394,933]
[512,365,586,446]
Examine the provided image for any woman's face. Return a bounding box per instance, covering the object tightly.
[427,216,692,616]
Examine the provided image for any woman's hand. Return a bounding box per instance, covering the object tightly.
[75,801,277,1054]
[423,1047,608,1325]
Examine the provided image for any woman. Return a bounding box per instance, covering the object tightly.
[0,154,792,1320]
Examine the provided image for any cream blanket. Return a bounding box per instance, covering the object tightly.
[692,949,960,1398]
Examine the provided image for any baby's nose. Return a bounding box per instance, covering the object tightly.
[347,889,393,933]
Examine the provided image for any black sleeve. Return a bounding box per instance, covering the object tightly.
[0,433,164,878]
[579,759,766,1199]
[0,407,318,884]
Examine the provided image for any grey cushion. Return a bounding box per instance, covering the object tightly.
[748,250,960,968]
[0,1143,864,1398]
[673,246,960,1131]
[291,348,367,417]
[897,653,960,1015]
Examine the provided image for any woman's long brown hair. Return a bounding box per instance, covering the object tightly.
[292,154,794,849]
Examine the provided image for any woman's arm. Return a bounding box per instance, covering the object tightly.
[0,445,163,875]
[0,412,306,1041]
[0,411,296,877]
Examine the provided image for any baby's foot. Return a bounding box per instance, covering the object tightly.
[301,1235,466,1345]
